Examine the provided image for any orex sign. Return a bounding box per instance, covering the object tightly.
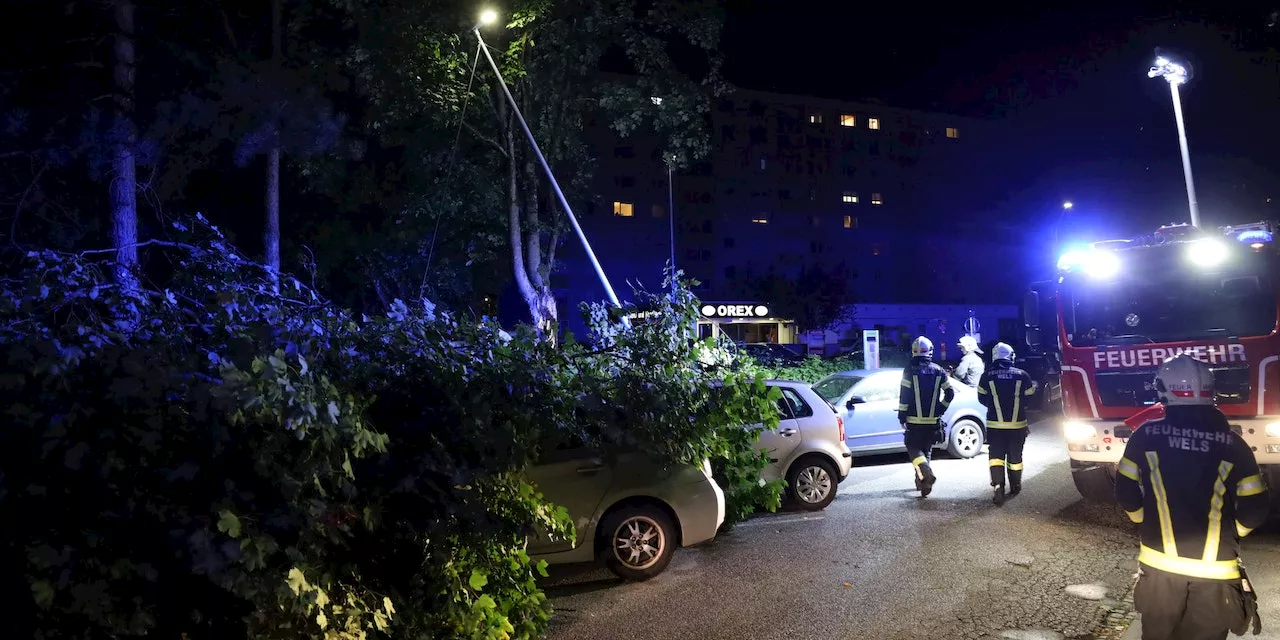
[700,304,771,319]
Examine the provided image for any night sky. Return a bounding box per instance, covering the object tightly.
[720,0,1280,249]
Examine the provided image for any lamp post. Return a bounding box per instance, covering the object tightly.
[1053,200,1073,253]
[472,10,624,310]
[1148,54,1201,228]
[668,160,676,289]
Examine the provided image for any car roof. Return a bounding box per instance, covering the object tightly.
[828,368,902,378]
[765,379,812,387]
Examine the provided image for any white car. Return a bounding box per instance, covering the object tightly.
[812,368,989,459]
[756,380,855,511]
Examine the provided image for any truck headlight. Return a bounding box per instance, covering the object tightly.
[1266,422,1280,438]
[1064,421,1098,441]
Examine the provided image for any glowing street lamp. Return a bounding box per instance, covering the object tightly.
[471,9,625,312]
[1062,201,1073,210]
[1148,53,1201,228]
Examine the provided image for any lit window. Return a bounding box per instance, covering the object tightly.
[809,113,823,124]
[842,191,858,204]
[946,127,959,139]
[840,114,856,127]
[613,201,634,217]
[651,204,666,218]
[760,156,767,170]
[843,215,856,229]
[871,193,883,205]
[751,212,770,224]
[868,117,881,130]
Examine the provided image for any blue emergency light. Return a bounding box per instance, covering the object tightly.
[1237,229,1273,244]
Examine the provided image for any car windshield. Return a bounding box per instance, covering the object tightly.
[812,376,860,403]
[1063,246,1277,347]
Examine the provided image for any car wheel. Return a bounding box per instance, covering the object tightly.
[600,505,677,581]
[946,419,985,459]
[787,457,838,511]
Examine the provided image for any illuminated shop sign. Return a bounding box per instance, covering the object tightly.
[700,304,771,319]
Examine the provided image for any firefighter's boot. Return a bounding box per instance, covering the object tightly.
[990,463,1006,505]
[1008,469,1023,498]
[920,463,937,498]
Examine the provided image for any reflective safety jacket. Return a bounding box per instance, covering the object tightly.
[897,356,955,426]
[1115,405,1270,580]
[955,352,985,388]
[976,360,1036,429]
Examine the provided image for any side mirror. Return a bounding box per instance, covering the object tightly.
[1022,290,1040,329]
[846,396,866,409]
[1025,326,1042,348]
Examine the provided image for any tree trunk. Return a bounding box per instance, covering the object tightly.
[264,0,283,289]
[265,147,280,284]
[110,0,138,285]
[499,99,557,340]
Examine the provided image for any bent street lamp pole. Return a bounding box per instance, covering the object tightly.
[1148,55,1201,228]
[472,15,624,311]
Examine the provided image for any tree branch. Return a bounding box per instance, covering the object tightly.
[461,122,508,158]
[9,161,49,248]
[77,239,201,256]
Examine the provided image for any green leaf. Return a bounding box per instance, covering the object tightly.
[535,559,549,578]
[287,567,308,595]
[469,568,488,591]
[31,580,54,607]
[474,594,496,610]
[216,509,242,538]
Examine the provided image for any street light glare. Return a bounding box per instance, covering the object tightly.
[1062,201,1073,210]
[479,9,498,25]
[1148,56,1188,85]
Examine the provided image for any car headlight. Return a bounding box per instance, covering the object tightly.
[1266,422,1280,438]
[1064,421,1098,441]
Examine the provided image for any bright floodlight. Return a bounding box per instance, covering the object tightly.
[1057,248,1089,271]
[1062,201,1073,210]
[1058,247,1120,279]
[1083,251,1121,279]
[1149,56,1188,85]
[1187,238,1229,267]
[479,9,499,25]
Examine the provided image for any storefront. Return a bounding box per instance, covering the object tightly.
[697,302,798,344]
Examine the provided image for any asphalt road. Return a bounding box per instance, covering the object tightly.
[541,418,1280,640]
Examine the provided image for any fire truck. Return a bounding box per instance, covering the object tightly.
[1022,220,1280,501]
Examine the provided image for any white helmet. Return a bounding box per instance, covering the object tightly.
[911,336,934,358]
[1154,354,1215,406]
[958,335,982,354]
[992,342,1015,361]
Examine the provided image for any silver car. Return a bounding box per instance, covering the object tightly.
[812,368,988,459]
[756,380,855,511]
[527,448,724,581]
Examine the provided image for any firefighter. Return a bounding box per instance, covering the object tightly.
[976,342,1037,505]
[1116,354,1269,639]
[898,336,955,498]
[954,335,985,388]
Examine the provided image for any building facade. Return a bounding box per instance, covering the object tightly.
[546,88,1029,341]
